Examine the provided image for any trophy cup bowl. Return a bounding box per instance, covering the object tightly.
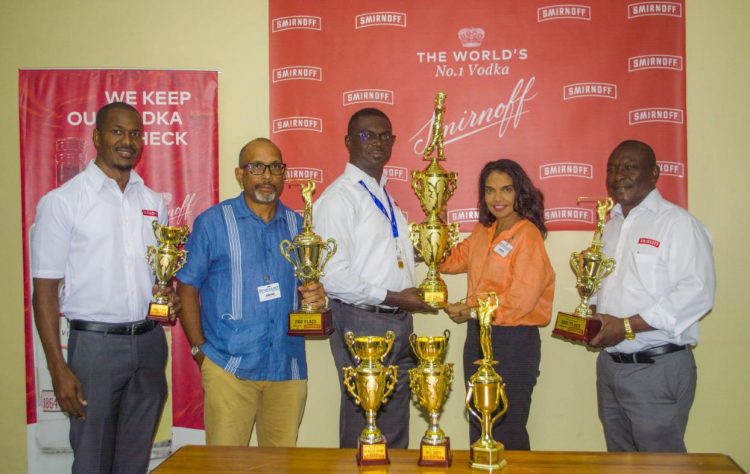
[411,166,457,216]
[343,331,398,465]
[409,220,459,308]
[408,329,454,466]
[279,180,337,336]
[553,198,616,344]
[146,221,189,322]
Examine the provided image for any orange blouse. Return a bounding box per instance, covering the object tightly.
[440,219,555,327]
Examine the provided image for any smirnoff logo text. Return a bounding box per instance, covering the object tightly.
[272,16,322,32]
[629,55,683,72]
[538,5,592,22]
[272,116,323,133]
[540,163,593,179]
[449,208,480,224]
[286,167,323,183]
[544,207,594,223]
[384,166,408,182]
[272,66,322,83]
[355,12,406,29]
[657,161,685,177]
[343,89,394,106]
[563,82,617,100]
[629,108,684,125]
[628,2,682,18]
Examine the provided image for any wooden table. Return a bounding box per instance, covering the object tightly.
[153,445,743,473]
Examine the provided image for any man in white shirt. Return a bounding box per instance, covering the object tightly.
[313,108,435,449]
[31,102,179,473]
[589,140,716,452]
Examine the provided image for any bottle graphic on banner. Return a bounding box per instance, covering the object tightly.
[55,137,85,186]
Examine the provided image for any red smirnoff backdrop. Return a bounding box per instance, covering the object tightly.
[19,69,217,471]
[269,0,687,230]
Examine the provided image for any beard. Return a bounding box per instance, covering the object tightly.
[253,188,277,203]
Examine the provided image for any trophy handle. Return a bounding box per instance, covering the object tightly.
[279,240,299,268]
[447,223,460,252]
[599,257,616,279]
[443,329,451,343]
[342,367,360,406]
[445,172,458,202]
[408,333,418,356]
[344,331,360,364]
[381,365,398,404]
[569,252,581,276]
[318,239,338,273]
[179,225,190,244]
[146,245,157,266]
[445,363,454,388]
[408,223,421,254]
[411,171,425,201]
[491,382,510,425]
[465,382,482,422]
[408,367,423,404]
[173,249,189,274]
[382,331,396,362]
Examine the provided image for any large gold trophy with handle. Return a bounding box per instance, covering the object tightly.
[466,292,509,471]
[409,329,454,466]
[280,180,337,336]
[146,221,190,322]
[410,92,460,308]
[552,197,616,343]
[342,331,398,465]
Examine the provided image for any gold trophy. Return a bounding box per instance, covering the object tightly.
[466,292,509,471]
[552,197,616,343]
[408,329,454,466]
[410,92,460,307]
[280,180,337,336]
[342,331,398,465]
[146,221,190,322]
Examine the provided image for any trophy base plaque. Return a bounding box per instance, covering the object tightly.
[470,444,507,471]
[357,440,390,466]
[552,312,601,343]
[418,438,452,466]
[287,309,333,336]
[147,302,172,323]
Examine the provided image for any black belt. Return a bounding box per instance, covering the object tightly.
[69,319,157,336]
[333,299,403,314]
[608,343,686,364]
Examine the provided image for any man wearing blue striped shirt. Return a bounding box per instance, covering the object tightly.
[177,138,325,446]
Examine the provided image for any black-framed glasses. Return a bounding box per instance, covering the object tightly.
[351,130,396,145]
[243,162,287,175]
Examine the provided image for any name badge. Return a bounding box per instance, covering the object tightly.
[258,282,281,302]
[494,240,513,257]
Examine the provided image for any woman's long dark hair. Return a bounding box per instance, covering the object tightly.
[477,159,547,238]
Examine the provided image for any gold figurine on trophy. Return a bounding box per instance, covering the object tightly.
[280,180,337,336]
[342,331,398,465]
[410,92,460,307]
[409,329,454,466]
[466,292,509,471]
[146,221,190,322]
[552,197,616,343]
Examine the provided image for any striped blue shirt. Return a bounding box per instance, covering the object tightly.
[177,194,306,380]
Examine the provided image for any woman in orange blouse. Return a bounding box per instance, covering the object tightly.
[442,159,555,450]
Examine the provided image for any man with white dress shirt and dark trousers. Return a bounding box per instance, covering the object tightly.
[31,102,179,473]
[313,108,435,448]
[589,140,716,452]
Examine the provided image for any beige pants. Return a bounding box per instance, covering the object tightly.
[201,357,307,446]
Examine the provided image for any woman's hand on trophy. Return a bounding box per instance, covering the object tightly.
[299,282,327,309]
[444,303,473,324]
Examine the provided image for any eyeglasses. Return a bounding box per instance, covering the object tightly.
[243,162,287,175]
[351,130,396,145]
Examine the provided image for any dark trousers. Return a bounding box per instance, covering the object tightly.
[68,324,168,474]
[463,321,541,450]
[328,299,415,448]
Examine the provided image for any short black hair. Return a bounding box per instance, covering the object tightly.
[95,102,141,130]
[610,140,656,167]
[347,108,391,135]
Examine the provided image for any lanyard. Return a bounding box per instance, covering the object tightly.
[358,180,399,238]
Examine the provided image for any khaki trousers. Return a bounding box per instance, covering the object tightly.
[201,357,307,447]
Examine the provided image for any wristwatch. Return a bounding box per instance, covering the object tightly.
[469,308,478,320]
[191,344,202,357]
[623,317,636,341]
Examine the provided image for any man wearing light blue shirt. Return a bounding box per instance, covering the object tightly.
[176,138,325,446]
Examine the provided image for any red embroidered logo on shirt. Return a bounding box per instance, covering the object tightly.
[142,210,158,217]
[638,237,660,248]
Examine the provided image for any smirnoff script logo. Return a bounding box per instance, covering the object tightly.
[410,77,536,155]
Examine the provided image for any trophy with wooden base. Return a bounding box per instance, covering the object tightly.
[466,292,509,471]
[552,197,616,344]
[410,92,459,308]
[146,221,190,322]
[342,331,398,465]
[409,329,454,466]
[280,180,337,336]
